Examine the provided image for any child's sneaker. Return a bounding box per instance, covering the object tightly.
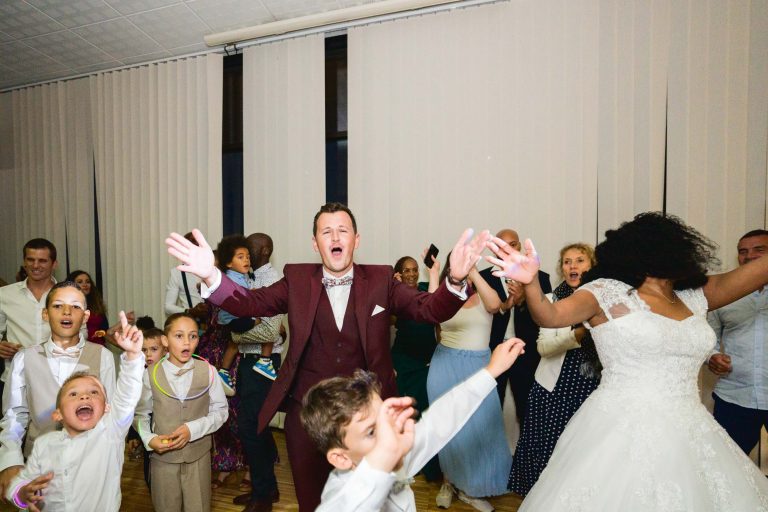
[253,358,277,381]
[218,368,235,396]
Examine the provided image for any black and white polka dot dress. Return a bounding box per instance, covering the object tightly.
[508,346,599,496]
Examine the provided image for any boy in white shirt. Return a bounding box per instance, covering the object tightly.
[133,312,228,512]
[0,281,116,497]
[6,313,145,512]
[300,338,526,512]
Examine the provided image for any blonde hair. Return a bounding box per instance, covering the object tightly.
[556,243,596,279]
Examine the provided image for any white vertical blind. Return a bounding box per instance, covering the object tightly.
[90,54,223,323]
[242,36,326,271]
[0,92,18,283]
[3,79,94,282]
[596,0,670,235]
[666,0,768,267]
[348,1,599,277]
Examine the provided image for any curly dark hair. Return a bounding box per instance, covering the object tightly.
[582,212,719,290]
[215,235,249,273]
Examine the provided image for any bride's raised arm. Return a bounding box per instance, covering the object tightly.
[704,254,768,311]
[486,237,600,328]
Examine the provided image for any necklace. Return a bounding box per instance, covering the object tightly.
[642,287,677,304]
[151,354,215,401]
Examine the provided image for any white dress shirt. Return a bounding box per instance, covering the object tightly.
[322,268,354,330]
[5,353,144,512]
[0,337,117,471]
[316,369,497,512]
[164,268,204,316]
[133,358,228,449]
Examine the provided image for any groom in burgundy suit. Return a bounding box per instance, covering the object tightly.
[167,203,488,512]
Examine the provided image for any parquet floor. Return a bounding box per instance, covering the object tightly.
[0,430,523,511]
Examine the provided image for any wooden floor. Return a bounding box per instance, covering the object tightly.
[1,430,523,511]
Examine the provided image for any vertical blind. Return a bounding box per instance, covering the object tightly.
[90,54,223,323]
[242,36,326,271]
[348,1,600,277]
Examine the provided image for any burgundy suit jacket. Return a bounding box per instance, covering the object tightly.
[207,263,466,431]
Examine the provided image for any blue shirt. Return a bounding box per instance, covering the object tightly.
[707,288,768,409]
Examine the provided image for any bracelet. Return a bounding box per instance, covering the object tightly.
[12,481,30,509]
[447,274,467,288]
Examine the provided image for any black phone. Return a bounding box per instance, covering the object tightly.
[423,244,439,268]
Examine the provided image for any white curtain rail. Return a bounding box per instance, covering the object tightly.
[209,0,504,48]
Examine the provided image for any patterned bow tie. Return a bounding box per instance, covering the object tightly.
[322,276,353,288]
[51,346,81,358]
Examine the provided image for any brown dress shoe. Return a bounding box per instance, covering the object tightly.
[241,499,272,512]
[234,489,280,505]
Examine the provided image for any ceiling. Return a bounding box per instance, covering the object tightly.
[0,0,381,90]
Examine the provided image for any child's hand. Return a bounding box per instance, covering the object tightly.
[17,472,53,512]
[166,229,217,283]
[166,424,192,451]
[148,435,174,454]
[486,338,526,378]
[114,311,144,360]
[364,397,416,473]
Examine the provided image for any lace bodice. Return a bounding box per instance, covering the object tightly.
[578,278,715,400]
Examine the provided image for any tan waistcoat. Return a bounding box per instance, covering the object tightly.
[149,359,212,463]
[23,342,102,456]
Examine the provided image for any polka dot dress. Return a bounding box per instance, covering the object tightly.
[508,346,599,496]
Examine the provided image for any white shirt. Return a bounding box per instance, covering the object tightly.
[317,370,497,512]
[133,358,228,449]
[322,268,354,330]
[164,268,204,316]
[0,336,117,471]
[5,353,144,512]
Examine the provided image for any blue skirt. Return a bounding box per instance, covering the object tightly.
[426,344,513,497]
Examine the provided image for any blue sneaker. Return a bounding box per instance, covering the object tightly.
[218,368,235,396]
[253,358,277,381]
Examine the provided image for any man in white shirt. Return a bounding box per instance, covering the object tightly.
[0,239,59,363]
[164,232,207,321]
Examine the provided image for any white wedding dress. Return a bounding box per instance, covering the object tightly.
[519,278,768,512]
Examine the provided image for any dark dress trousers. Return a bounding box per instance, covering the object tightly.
[208,263,466,511]
[479,267,551,421]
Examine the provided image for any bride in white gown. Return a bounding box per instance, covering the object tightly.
[487,212,768,511]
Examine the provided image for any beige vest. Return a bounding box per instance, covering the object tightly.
[23,342,102,456]
[149,359,212,463]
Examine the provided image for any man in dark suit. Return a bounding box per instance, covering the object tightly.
[480,228,551,425]
[166,203,488,512]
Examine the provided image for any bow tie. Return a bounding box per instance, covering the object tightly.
[51,346,81,358]
[175,368,193,376]
[322,276,353,288]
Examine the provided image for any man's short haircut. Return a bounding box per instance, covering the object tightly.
[300,370,381,454]
[23,238,57,262]
[56,371,102,409]
[142,327,165,340]
[740,229,768,241]
[45,281,85,308]
[312,202,357,236]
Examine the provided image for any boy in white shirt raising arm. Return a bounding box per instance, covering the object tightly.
[301,337,525,512]
[6,313,144,512]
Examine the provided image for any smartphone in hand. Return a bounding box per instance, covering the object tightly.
[423,244,439,268]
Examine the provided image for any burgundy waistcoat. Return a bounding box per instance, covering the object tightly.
[289,289,365,402]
